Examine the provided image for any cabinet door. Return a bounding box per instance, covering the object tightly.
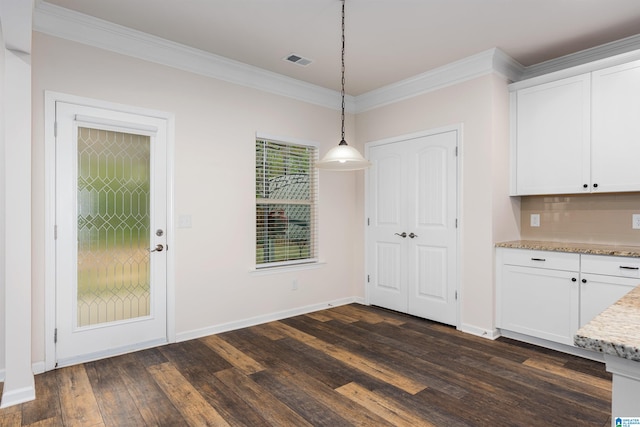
[579,273,636,327]
[592,60,640,192]
[499,265,579,345]
[513,74,591,195]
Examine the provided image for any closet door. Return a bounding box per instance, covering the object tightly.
[367,130,458,326]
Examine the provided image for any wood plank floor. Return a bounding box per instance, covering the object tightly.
[0,304,612,426]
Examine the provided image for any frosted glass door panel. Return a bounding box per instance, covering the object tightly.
[77,127,151,327]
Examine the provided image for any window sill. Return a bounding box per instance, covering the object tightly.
[249,261,326,276]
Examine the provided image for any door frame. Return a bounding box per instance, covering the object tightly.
[364,124,462,328]
[44,91,176,371]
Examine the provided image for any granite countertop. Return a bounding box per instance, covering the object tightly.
[574,286,640,362]
[495,240,640,258]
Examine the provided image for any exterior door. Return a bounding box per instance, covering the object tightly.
[55,101,168,367]
[367,130,458,326]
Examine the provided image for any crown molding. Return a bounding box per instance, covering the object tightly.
[520,33,640,80]
[38,2,640,114]
[354,48,524,113]
[33,1,355,113]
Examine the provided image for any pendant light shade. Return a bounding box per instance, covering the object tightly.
[316,0,371,171]
[316,140,372,171]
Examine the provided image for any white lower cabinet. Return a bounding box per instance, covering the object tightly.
[497,248,639,347]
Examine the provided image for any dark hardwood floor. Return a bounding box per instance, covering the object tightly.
[0,304,612,426]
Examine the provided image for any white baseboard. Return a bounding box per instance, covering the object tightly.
[176,296,360,342]
[460,323,500,340]
[0,383,36,408]
[32,361,46,375]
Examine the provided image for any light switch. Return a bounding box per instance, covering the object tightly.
[530,213,540,227]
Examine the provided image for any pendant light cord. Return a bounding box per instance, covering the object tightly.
[340,0,347,145]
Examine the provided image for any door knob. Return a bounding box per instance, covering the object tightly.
[394,232,407,238]
[150,244,164,252]
[408,232,418,238]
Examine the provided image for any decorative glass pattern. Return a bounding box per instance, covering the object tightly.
[77,127,151,327]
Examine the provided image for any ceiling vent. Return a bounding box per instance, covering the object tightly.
[283,53,313,67]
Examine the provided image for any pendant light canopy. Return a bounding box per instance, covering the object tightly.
[316,0,371,171]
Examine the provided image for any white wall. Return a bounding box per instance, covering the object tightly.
[355,73,519,335]
[31,33,365,363]
[0,16,6,381]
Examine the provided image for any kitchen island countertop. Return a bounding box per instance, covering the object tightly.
[574,285,640,362]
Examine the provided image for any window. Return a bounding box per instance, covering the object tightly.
[256,136,318,268]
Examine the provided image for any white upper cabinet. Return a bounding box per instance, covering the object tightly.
[512,74,591,195]
[510,58,640,196]
[591,61,640,192]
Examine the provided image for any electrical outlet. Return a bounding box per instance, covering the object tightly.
[633,214,640,230]
[530,213,540,227]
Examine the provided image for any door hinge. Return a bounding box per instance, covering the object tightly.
[367,275,370,283]
[54,121,57,137]
[367,218,370,226]
[54,328,58,343]
[455,218,458,228]
[455,290,458,300]
[54,225,58,240]
[455,146,458,156]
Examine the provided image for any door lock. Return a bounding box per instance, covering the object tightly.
[408,232,418,239]
[394,232,407,238]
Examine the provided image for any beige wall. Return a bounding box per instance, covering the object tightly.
[31,33,365,363]
[520,193,640,245]
[356,73,518,335]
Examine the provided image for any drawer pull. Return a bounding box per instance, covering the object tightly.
[619,266,639,270]
[530,258,546,262]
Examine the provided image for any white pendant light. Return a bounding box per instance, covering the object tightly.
[316,0,371,171]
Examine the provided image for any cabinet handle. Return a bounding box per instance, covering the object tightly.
[530,258,546,262]
[619,266,639,270]
[571,277,577,282]
[581,278,587,283]
[583,184,588,188]
[593,183,599,188]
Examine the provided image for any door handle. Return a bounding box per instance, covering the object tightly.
[394,232,407,238]
[408,232,418,239]
[150,244,164,252]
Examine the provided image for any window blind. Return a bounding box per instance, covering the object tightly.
[256,138,318,268]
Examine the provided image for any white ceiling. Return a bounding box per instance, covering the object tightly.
[41,0,640,96]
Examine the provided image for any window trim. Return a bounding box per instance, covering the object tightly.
[255,132,319,270]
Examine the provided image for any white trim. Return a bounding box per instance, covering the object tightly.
[31,362,45,375]
[460,324,500,340]
[363,124,463,329]
[33,1,349,113]
[0,384,36,409]
[176,297,359,342]
[510,48,640,91]
[355,49,523,113]
[31,2,640,114]
[249,261,326,276]
[256,132,320,149]
[521,33,640,81]
[44,91,176,371]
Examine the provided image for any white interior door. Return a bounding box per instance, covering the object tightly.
[55,101,168,367]
[367,130,458,326]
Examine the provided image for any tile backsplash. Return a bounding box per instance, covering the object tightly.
[520,193,640,245]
